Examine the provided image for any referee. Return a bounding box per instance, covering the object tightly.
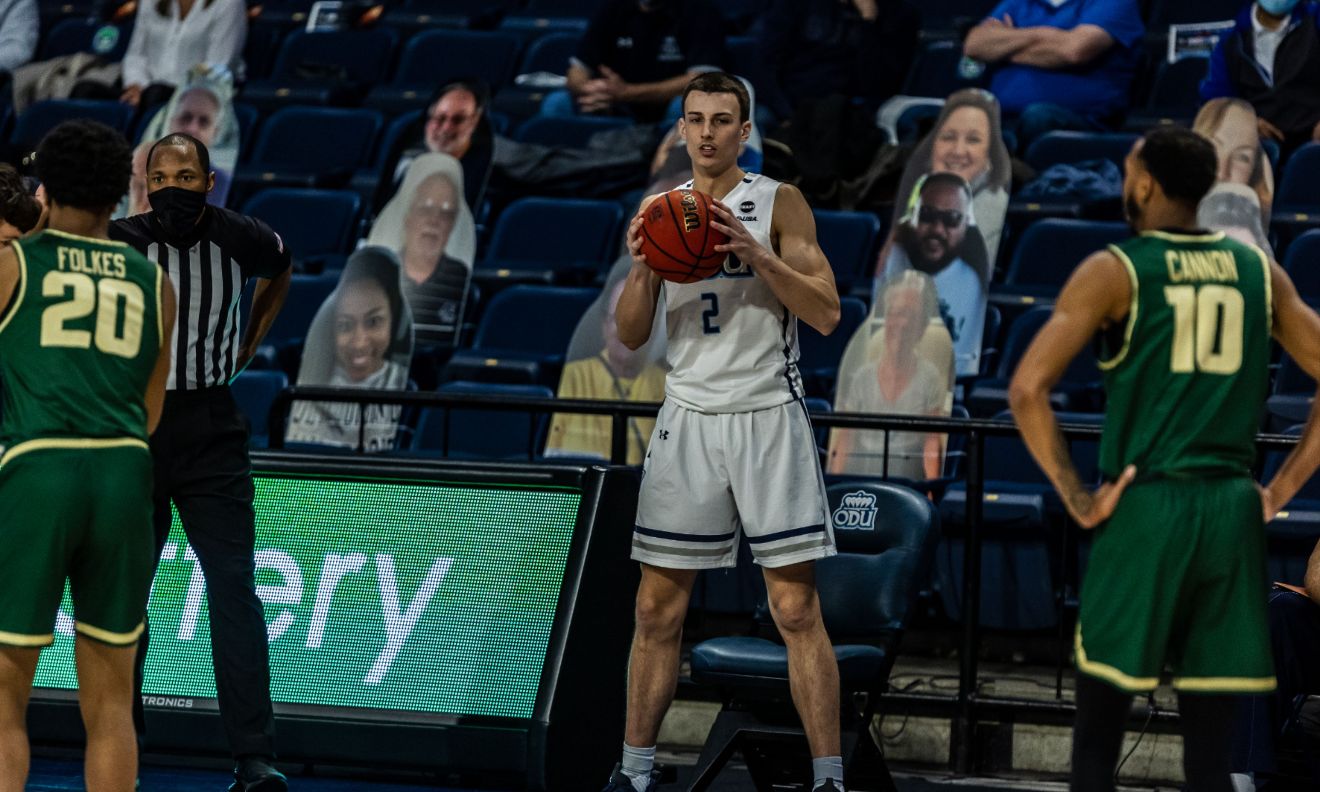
[111,132,292,791]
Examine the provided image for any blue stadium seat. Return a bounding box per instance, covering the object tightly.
[512,114,632,147]
[814,209,882,297]
[1148,0,1244,27]
[965,306,1102,416]
[240,189,362,270]
[240,28,400,110]
[518,30,582,75]
[1260,425,1320,582]
[231,369,289,448]
[901,39,987,99]
[1146,57,1209,117]
[996,219,1130,301]
[916,0,999,31]
[1266,354,1314,432]
[477,197,623,284]
[1277,142,1320,213]
[241,19,286,82]
[251,273,338,352]
[365,30,522,115]
[10,100,133,152]
[1284,229,1320,305]
[233,107,382,194]
[1025,131,1140,173]
[499,0,605,35]
[413,382,553,459]
[798,296,867,399]
[443,285,599,385]
[385,0,513,32]
[688,481,937,786]
[232,102,260,161]
[39,18,132,61]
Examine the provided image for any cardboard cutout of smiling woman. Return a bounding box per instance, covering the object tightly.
[126,67,240,216]
[544,254,667,464]
[829,271,954,480]
[1193,98,1275,232]
[367,153,476,348]
[285,247,414,452]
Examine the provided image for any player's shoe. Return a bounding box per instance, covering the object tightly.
[601,762,658,792]
[227,756,288,792]
[811,782,844,792]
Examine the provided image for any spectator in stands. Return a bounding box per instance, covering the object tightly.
[542,0,725,123]
[1201,0,1320,154]
[0,164,44,243]
[368,154,476,349]
[120,0,248,108]
[1230,539,1320,791]
[893,89,1012,268]
[0,0,37,72]
[829,271,949,480]
[393,79,493,210]
[546,277,665,465]
[1194,98,1276,220]
[879,172,989,375]
[962,0,1144,150]
[755,0,920,117]
[286,247,413,452]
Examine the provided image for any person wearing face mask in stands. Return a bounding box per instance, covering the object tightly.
[1201,0,1320,155]
[109,132,293,792]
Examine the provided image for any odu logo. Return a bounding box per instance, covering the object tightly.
[832,491,878,530]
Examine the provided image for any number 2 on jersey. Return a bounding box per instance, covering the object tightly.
[1163,284,1243,375]
[41,271,145,358]
[700,292,720,334]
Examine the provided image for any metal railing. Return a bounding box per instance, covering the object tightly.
[266,386,1304,774]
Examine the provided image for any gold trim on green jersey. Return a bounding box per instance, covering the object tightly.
[1097,244,1140,371]
[1172,674,1277,693]
[1257,245,1273,336]
[41,228,130,248]
[1075,626,1160,691]
[0,240,28,337]
[75,620,145,646]
[1141,230,1226,244]
[0,629,54,647]
[0,437,149,468]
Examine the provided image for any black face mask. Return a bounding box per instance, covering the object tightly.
[148,186,207,239]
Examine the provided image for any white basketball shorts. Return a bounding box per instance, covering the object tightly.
[632,399,836,569]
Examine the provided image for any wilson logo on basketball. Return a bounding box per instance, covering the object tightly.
[680,191,701,233]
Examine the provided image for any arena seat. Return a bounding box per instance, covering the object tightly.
[232,106,382,195]
[901,38,988,99]
[1260,426,1320,583]
[251,273,339,353]
[798,296,866,400]
[241,189,362,271]
[1284,229,1320,305]
[240,28,400,110]
[1024,131,1140,172]
[498,0,605,35]
[965,306,1103,416]
[38,18,132,61]
[1278,143,1320,213]
[442,285,599,386]
[512,114,633,147]
[365,29,522,115]
[996,219,1130,302]
[1148,0,1244,27]
[518,30,582,75]
[687,481,938,788]
[476,197,623,284]
[412,381,553,459]
[383,0,513,32]
[1133,56,1209,126]
[231,369,289,448]
[1266,354,1315,433]
[814,209,882,297]
[10,100,133,154]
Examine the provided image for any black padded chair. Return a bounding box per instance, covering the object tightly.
[686,481,939,791]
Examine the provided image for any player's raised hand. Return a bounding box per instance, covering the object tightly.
[709,200,767,269]
[1066,464,1136,529]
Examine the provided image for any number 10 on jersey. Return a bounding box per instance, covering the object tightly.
[1163,284,1243,375]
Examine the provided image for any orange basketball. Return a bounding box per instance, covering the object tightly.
[637,189,729,284]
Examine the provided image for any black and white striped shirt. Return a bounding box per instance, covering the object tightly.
[111,208,291,391]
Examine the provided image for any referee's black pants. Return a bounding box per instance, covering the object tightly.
[133,386,277,759]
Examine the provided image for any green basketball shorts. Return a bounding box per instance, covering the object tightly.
[0,439,154,647]
[1076,475,1275,694]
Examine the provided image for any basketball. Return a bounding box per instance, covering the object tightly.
[637,189,729,283]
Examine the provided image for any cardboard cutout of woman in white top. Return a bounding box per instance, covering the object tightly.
[285,247,414,452]
[545,254,667,465]
[829,270,954,480]
[367,153,476,348]
[1193,98,1276,257]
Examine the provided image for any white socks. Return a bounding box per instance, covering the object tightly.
[1230,773,1256,792]
[812,755,844,789]
[620,743,656,792]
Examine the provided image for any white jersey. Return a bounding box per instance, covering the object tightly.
[661,173,803,414]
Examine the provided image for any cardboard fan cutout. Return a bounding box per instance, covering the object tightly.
[284,247,414,452]
[545,255,667,465]
[1193,98,1275,255]
[829,271,954,480]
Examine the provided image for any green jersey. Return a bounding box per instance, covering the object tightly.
[0,230,163,454]
[1098,230,1272,479]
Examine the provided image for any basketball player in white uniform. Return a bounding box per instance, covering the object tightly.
[603,73,846,792]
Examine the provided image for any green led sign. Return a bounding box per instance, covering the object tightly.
[34,475,581,720]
